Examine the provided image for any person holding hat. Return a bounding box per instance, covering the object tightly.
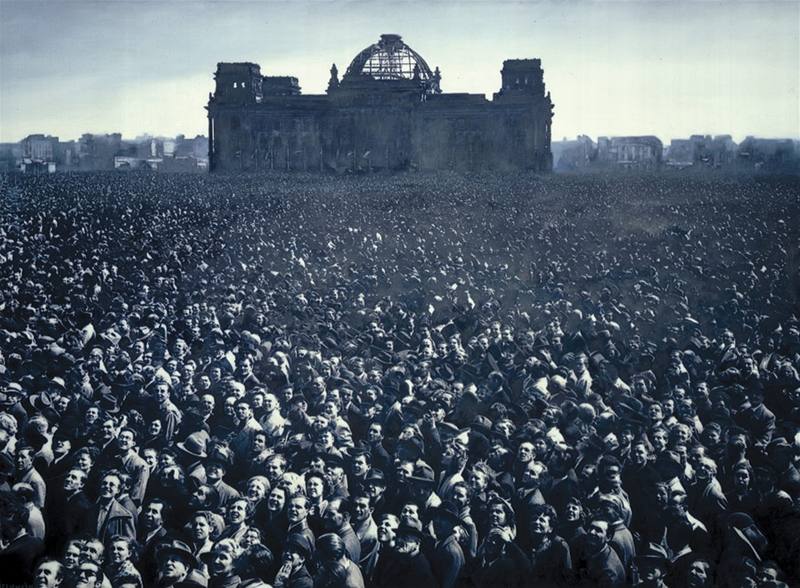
[273,533,314,588]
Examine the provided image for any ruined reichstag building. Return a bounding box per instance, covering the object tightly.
[207,34,554,173]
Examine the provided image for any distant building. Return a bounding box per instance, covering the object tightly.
[596,136,662,169]
[552,135,596,171]
[207,34,554,173]
[21,134,59,162]
[666,135,737,168]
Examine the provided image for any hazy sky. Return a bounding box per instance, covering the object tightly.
[1,0,798,143]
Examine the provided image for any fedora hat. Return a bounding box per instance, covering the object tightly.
[156,540,198,569]
[177,432,209,460]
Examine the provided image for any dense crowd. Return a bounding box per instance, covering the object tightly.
[0,170,798,588]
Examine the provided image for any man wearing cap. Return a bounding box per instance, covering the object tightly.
[155,539,206,587]
[430,501,466,588]
[204,446,240,510]
[375,521,436,588]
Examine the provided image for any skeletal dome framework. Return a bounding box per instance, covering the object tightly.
[344,34,434,81]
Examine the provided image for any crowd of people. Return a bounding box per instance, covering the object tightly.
[0,170,798,588]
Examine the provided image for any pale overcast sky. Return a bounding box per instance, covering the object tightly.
[0,0,798,143]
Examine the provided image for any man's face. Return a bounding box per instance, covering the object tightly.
[117,430,135,452]
[64,470,85,493]
[15,450,33,472]
[400,503,420,524]
[34,560,62,588]
[368,424,383,443]
[227,500,248,525]
[323,500,345,530]
[632,444,648,466]
[266,459,284,481]
[489,503,507,527]
[603,465,622,489]
[54,438,71,457]
[235,403,252,422]
[522,463,542,488]
[155,385,170,404]
[143,502,164,529]
[687,562,709,587]
[517,442,534,463]
[652,431,668,452]
[267,488,286,512]
[468,471,488,494]
[353,455,369,477]
[99,475,120,500]
[82,541,104,565]
[74,563,100,588]
[447,484,468,508]
[192,515,212,541]
[353,497,371,523]
[264,394,278,412]
[586,521,609,550]
[161,554,189,581]
[565,502,582,522]
[63,543,82,569]
[287,498,308,523]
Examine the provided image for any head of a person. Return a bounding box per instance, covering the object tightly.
[316,533,348,566]
[323,497,350,532]
[74,558,102,588]
[109,535,137,566]
[287,495,309,524]
[686,559,713,588]
[81,538,105,566]
[142,498,168,531]
[585,517,612,552]
[98,471,123,502]
[377,513,399,545]
[63,539,84,570]
[191,511,216,543]
[226,498,251,526]
[210,539,241,577]
[351,492,373,524]
[0,490,29,541]
[529,504,557,537]
[34,558,64,588]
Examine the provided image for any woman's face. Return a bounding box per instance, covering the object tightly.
[110,540,130,564]
[77,453,92,472]
[211,550,235,576]
[489,503,507,528]
[306,477,324,499]
[734,468,750,490]
[247,480,267,501]
[267,488,286,512]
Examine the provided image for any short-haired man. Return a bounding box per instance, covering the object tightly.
[573,516,625,587]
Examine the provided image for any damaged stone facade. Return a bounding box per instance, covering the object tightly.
[207,34,554,173]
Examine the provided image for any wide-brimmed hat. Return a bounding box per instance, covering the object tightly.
[155,539,198,569]
[430,501,462,527]
[177,432,209,460]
